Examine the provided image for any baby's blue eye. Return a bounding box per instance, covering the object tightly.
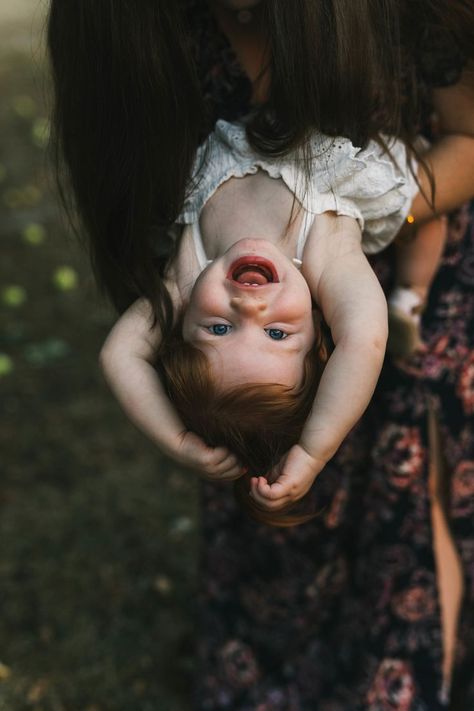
[208,324,232,336]
[266,328,288,340]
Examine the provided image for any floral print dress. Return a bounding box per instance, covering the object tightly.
[185,3,474,709]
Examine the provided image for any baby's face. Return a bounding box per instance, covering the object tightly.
[182,239,315,389]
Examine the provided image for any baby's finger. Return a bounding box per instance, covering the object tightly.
[249,478,292,510]
[212,452,239,472]
[208,459,243,480]
[197,448,233,473]
[203,461,246,482]
[256,476,294,501]
[217,460,247,480]
[207,445,233,466]
[249,490,293,512]
[219,469,245,482]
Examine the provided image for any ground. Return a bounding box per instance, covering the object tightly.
[0,6,198,710]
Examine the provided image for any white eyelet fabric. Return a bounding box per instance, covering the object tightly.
[177,120,419,255]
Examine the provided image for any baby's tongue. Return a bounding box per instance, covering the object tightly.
[235,269,268,285]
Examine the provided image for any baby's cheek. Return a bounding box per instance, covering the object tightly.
[192,280,225,313]
[282,287,312,316]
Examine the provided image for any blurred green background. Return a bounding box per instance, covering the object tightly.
[0,3,198,709]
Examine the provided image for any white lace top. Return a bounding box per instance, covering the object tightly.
[177,119,418,257]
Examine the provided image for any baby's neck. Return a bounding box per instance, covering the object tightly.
[199,171,303,261]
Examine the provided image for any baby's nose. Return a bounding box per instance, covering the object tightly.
[230,296,267,315]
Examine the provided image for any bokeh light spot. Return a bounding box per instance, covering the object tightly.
[2,188,23,209]
[0,354,14,377]
[2,285,27,307]
[22,185,42,206]
[22,223,46,245]
[12,94,37,118]
[53,266,78,291]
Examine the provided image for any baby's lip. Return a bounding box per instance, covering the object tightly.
[227,256,279,286]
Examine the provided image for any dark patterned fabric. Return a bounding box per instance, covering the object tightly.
[185,3,474,708]
[415,22,467,89]
[408,5,469,90]
[186,0,252,127]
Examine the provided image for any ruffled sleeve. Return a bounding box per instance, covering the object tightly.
[178,122,419,255]
[178,120,262,224]
[298,135,419,254]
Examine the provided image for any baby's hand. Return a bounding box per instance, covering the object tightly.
[249,444,324,512]
[174,430,245,481]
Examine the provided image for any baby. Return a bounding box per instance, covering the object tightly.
[100,120,445,522]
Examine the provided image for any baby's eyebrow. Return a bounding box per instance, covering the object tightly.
[192,332,303,354]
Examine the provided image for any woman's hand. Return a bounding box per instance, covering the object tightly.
[174,430,245,481]
[249,444,324,511]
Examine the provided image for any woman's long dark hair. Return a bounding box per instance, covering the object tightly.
[48,1,204,326]
[46,0,454,327]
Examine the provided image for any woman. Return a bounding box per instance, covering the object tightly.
[47,1,474,707]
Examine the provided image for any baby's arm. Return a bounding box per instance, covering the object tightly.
[250,213,388,509]
[100,297,244,480]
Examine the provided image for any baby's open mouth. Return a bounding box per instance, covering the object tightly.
[228,257,279,286]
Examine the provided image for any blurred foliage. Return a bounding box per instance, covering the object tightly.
[23,222,46,245]
[2,284,27,306]
[0,29,199,711]
[53,265,78,291]
[0,352,14,376]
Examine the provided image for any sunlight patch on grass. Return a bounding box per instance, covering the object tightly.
[2,285,27,307]
[22,222,46,245]
[53,266,78,291]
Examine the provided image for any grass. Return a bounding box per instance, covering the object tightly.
[0,45,198,711]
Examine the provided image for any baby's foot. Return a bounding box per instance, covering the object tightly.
[387,287,426,358]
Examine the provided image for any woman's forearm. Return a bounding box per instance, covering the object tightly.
[412,134,474,223]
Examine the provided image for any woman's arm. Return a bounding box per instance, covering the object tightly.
[406,64,474,224]
[99,298,243,479]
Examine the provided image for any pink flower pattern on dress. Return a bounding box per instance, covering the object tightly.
[218,640,260,689]
[367,659,416,711]
[375,424,425,491]
[457,352,474,415]
[392,583,437,622]
[451,461,474,518]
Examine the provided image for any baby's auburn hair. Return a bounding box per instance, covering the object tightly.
[156,309,328,527]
